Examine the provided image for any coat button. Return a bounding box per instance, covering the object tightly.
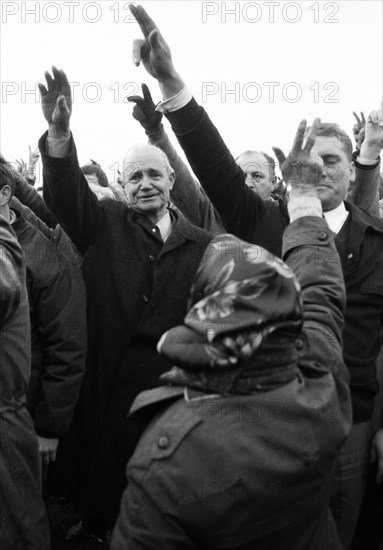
[148,255,155,262]
[295,339,304,350]
[142,294,149,303]
[318,231,328,241]
[157,436,170,450]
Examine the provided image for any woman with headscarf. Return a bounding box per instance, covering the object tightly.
[111,122,352,550]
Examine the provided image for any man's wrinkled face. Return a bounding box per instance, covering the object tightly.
[123,148,174,222]
[236,152,274,199]
[311,136,355,212]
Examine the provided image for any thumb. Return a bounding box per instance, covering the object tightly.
[127,95,145,106]
[132,38,146,66]
[272,146,287,166]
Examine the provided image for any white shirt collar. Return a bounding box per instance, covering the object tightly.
[156,210,172,241]
[323,202,349,234]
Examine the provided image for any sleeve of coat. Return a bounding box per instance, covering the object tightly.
[0,215,23,329]
[30,253,87,437]
[39,131,103,255]
[166,98,273,241]
[282,217,351,421]
[149,125,225,234]
[111,474,198,550]
[346,157,381,216]
[13,170,58,228]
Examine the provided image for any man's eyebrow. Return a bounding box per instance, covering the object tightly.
[148,168,163,175]
[322,154,341,160]
[128,169,142,178]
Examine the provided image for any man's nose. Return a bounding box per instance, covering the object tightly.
[140,175,153,189]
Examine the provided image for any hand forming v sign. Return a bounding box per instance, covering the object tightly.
[282,118,322,199]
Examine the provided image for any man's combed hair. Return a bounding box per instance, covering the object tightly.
[235,150,276,178]
[0,153,17,196]
[308,123,353,162]
[121,144,175,182]
[81,160,109,188]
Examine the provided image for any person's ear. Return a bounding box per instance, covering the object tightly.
[349,162,356,183]
[0,185,12,206]
[168,171,175,190]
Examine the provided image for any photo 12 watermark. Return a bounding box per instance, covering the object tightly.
[201,2,340,24]
[201,81,340,104]
[1,81,143,104]
[1,1,140,24]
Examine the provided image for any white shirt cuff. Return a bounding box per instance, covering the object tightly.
[156,87,193,114]
[355,155,379,166]
[288,197,322,223]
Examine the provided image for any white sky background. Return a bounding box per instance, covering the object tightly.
[1,0,382,184]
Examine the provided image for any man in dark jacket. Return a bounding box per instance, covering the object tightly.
[36,66,211,541]
[9,198,87,465]
[111,121,352,550]
[0,160,50,550]
[130,6,383,548]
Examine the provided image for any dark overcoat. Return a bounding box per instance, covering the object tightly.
[0,215,50,550]
[39,132,212,522]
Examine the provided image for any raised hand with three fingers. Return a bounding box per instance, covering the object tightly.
[282,118,322,199]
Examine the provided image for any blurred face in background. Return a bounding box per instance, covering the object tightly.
[236,151,274,199]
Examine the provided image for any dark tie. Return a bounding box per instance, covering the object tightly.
[151,225,163,243]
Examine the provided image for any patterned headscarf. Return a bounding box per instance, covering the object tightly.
[158,234,303,394]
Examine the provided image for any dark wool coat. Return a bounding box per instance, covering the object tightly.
[11,204,87,438]
[166,99,383,424]
[0,215,50,550]
[111,217,352,550]
[39,132,212,522]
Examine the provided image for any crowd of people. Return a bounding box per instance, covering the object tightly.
[1,5,383,550]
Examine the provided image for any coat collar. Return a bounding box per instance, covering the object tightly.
[344,201,383,235]
[129,204,199,244]
[129,386,185,417]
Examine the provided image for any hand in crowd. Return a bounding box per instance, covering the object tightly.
[352,111,366,150]
[281,118,322,199]
[38,66,72,138]
[15,158,27,178]
[128,83,163,134]
[359,100,383,160]
[370,428,383,484]
[272,146,286,171]
[130,4,184,97]
[28,146,40,170]
[38,435,59,465]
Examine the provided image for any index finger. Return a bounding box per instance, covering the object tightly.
[141,83,153,104]
[303,117,321,154]
[352,111,362,126]
[129,4,158,38]
[290,119,307,158]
